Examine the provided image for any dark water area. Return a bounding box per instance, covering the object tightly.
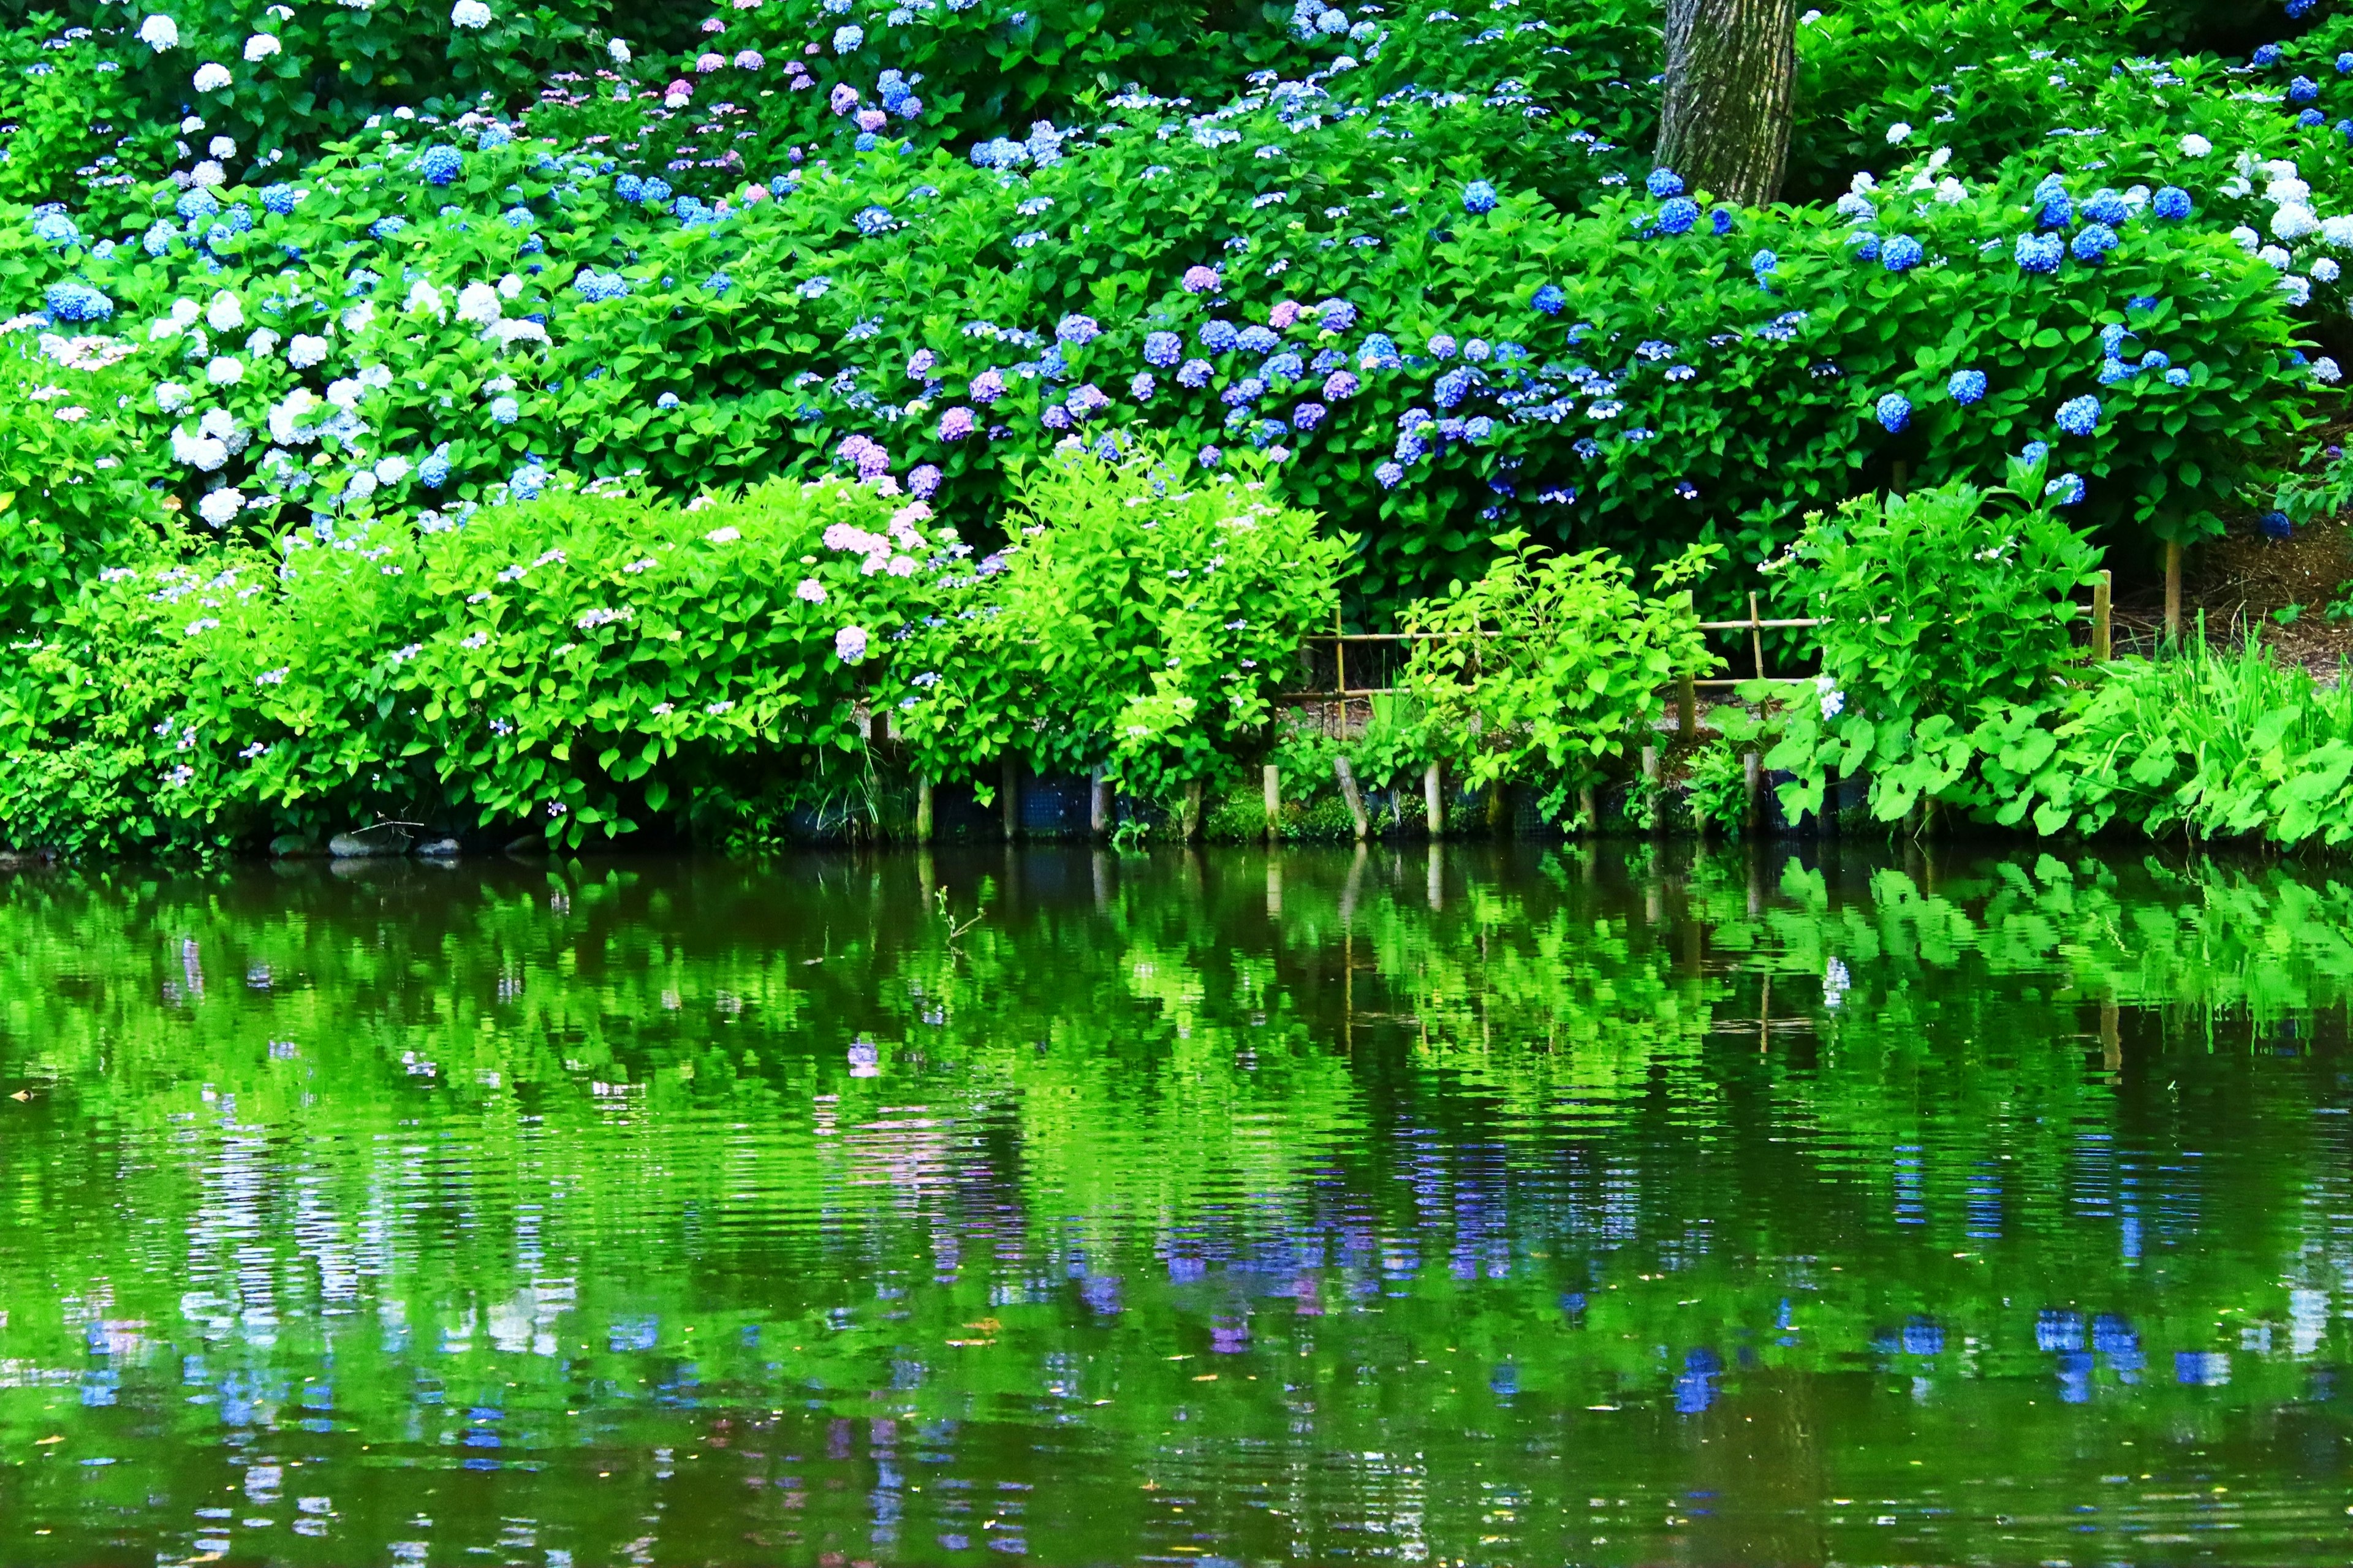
[0,843,2350,1566]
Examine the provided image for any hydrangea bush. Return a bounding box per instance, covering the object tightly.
[0,0,2347,849]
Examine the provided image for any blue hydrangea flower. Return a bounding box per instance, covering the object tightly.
[2055,395,2101,436]
[1056,313,1099,346]
[511,463,548,501]
[1657,197,1699,235]
[2034,177,2072,229]
[29,210,78,248]
[2254,44,2282,68]
[1177,358,1213,388]
[2290,75,2320,102]
[642,177,672,205]
[1848,231,1882,262]
[1710,206,1734,235]
[478,125,512,151]
[1129,372,1156,401]
[2015,232,2063,273]
[2152,186,2191,220]
[1874,392,1911,433]
[1428,334,1457,360]
[1199,320,1239,354]
[2141,350,2171,371]
[1263,352,1304,382]
[1318,298,1357,331]
[1882,234,1924,272]
[1948,369,1987,404]
[615,173,646,203]
[1358,333,1401,369]
[705,271,732,294]
[2082,188,2129,225]
[1531,283,1566,315]
[575,270,628,303]
[1463,415,1493,442]
[2098,357,2135,385]
[1292,402,1326,432]
[2338,51,2353,72]
[2021,439,2050,465]
[2260,509,2294,539]
[260,183,298,216]
[1237,324,1280,354]
[1433,368,1476,409]
[2099,322,2132,353]
[1374,460,1404,488]
[43,280,112,322]
[1751,248,1778,279]
[176,188,221,223]
[2045,474,2085,506]
[370,217,407,240]
[143,220,176,257]
[1198,445,1221,468]
[1645,168,1684,198]
[1462,180,1499,214]
[419,451,450,488]
[2071,224,2118,263]
[834,23,864,50]
[491,396,520,425]
[657,392,681,409]
[417,145,463,186]
[852,205,894,235]
[1142,331,1182,368]
[2300,109,2327,128]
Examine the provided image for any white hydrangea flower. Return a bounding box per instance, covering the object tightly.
[2180,132,2211,157]
[172,428,229,471]
[208,135,237,159]
[325,377,363,409]
[344,471,379,501]
[404,279,444,318]
[488,319,549,348]
[608,37,631,64]
[2259,244,2294,270]
[2229,225,2260,252]
[205,292,243,332]
[455,281,502,326]
[451,0,492,26]
[2316,356,2343,384]
[2267,177,2313,206]
[2272,204,2319,243]
[2323,216,2353,250]
[198,488,244,526]
[205,355,244,385]
[2316,257,2342,283]
[496,273,525,298]
[191,161,226,187]
[243,33,279,61]
[192,61,232,92]
[373,455,412,484]
[138,14,180,50]
[2281,274,2313,307]
[287,333,328,368]
[1885,121,1912,145]
[342,302,374,333]
[156,382,191,413]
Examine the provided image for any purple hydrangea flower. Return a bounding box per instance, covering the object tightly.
[1323,370,1360,400]
[939,406,976,441]
[969,369,1006,404]
[1142,331,1182,366]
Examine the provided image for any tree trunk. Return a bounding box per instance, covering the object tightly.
[1657,0,1797,207]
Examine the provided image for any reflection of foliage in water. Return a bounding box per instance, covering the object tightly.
[0,847,2345,1563]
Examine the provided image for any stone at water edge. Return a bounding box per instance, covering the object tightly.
[268,834,317,858]
[417,838,463,859]
[328,828,409,858]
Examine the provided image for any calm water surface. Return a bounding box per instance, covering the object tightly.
[0,844,2350,1566]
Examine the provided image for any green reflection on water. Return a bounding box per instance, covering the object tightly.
[0,844,2347,1566]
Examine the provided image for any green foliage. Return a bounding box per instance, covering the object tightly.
[1401,532,1719,820]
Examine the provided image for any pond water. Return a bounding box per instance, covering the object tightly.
[0,844,2349,1566]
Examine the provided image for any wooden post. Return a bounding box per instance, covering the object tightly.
[1262,763,1281,841]
[1677,671,1698,744]
[1423,760,1444,838]
[1179,779,1204,843]
[1333,608,1346,703]
[2092,569,2112,662]
[1748,593,1765,681]
[1089,767,1110,837]
[1001,753,1020,841]
[915,776,935,844]
[1743,750,1761,830]
[2164,540,2182,645]
[1578,784,1599,835]
[1333,756,1369,841]
[1486,779,1509,838]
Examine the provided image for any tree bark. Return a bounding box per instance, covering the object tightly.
[1657,0,1797,207]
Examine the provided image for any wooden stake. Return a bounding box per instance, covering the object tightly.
[1423,760,1444,838]
[1089,767,1110,837]
[1677,671,1698,744]
[2164,540,2182,645]
[1262,763,1281,841]
[1749,593,1765,681]
[2092,569,2112,662]
[915,776,935,844]
[1001,753,1020,841]
[1179,779,1204,843]
[1333,756,1369,841]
